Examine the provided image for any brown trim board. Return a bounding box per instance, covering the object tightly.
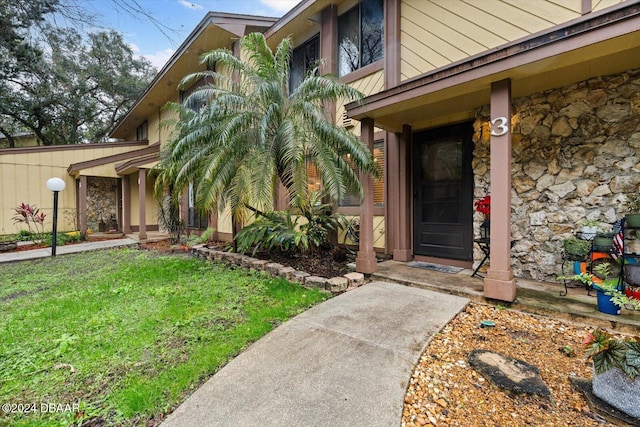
[67,143,159,175]
[1,140,148,156]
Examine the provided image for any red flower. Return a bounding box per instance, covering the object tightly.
[474,195,491,219]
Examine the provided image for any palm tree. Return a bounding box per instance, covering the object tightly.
[155,32,378,222]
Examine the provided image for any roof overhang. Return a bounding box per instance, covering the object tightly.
[115,154,160,175]
[347,2,640,133]
[67,143,160,177]
[263,0,329,47]
[110,12,277,140]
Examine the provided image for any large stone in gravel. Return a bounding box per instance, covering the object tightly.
[468,350,550,397]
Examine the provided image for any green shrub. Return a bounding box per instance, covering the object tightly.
[235,191,346,255]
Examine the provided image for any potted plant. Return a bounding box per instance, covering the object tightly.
[593,231,615,252]
[583,328,640,418]
[562,237,591,261]
[624,194,640,228]
[591,263,625,315]
[579,219,602,241]
[559,262,640,315]
[474,195,490,239]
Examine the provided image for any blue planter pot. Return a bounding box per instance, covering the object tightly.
[596,290,621,315]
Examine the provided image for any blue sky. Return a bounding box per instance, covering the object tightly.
[87,0,300,68]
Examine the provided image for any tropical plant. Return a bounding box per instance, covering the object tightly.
[156,193,186,244]
[155,32,379,223]
[235,210,306,255]
[583,328,640,379]
[235,191,346,255]
[12,202,46,235]
[294,191,347,249]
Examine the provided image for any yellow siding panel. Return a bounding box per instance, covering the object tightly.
[592,0,626,12]
[80,165,121,178]
[0,143,152,234]
[218,206,233,234]
[147,111,161,144]
[510,0,582,22]
[1,162,16,235]
[130,179,140,226]
[400,0,582,81]
[350,70,385,96]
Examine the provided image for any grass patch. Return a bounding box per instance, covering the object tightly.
[0,249,329,426]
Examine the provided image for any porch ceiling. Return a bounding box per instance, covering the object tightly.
[347,4,640,133]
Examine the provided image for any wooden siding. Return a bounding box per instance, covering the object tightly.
[129,175,158,227]
[400,0,583,80]
[337,70,385,135]
[340,215,385,250]
[0,144,149,234]
[593,0,626,11]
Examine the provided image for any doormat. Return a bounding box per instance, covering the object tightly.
[407,261,464,274]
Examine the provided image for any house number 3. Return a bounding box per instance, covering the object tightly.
[490,117,509,136]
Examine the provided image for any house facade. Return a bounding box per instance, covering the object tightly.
[0,13,276,239]
[3,0,639,303]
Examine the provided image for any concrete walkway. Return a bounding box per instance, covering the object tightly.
[162,281,469,427]
[0,238,137,264]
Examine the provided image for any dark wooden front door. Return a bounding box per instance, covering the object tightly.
[413,123,473,260]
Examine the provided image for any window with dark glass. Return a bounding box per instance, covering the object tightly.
[136,121,148,140]
[188,182,208,229]
[338,0,384,77]
[289,34,319,92]
[180,72,214,113]
[338,139,385,207]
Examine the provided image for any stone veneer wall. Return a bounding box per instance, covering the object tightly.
[87,177,118,232]
[473,68,640,282]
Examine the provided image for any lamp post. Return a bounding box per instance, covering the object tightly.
[46,177,66,256]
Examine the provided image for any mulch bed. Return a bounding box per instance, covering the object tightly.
[252,248,355,278]
[3,237,115,253]
[202,241,356,278]
[140,240,189,253]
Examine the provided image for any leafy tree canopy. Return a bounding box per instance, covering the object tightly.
[0,0,157,147]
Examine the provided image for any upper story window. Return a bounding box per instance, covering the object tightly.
[338,0,384,77]
[136,121,148,140]
[180,67,215,113]
[290,34,319,93]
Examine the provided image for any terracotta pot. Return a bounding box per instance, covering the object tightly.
[592,367,640,418]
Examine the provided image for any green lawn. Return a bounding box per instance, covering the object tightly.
[0,249,329,426]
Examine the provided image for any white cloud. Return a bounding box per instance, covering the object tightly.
[178,0,204,10]
[259,0,300,14]
[128,43,141,54]
[143,48,176,69]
